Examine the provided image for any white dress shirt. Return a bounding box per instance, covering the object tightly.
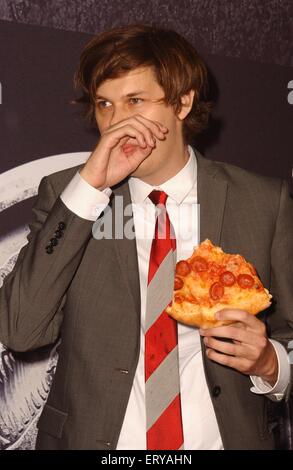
[60,145,290,449]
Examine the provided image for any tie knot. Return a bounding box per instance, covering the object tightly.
[148,190,168,207]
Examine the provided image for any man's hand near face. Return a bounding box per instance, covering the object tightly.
[79,114,168,190]
[200,309,278,386]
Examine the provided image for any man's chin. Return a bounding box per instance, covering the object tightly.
[130,159,151,178]
[130,153,154,178]
[130,167,144,178]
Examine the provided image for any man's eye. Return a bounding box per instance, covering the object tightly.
[97,101,111,108]
[129,98,143,104]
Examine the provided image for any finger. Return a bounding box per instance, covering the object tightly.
[205,348,251,373]
[130,113,168,131]
[201,325,266,352]
[203,336,242,356]
[230,321,246,344]
[108,116,166,146]
[132,116,166,144]
[200,325,247,342]
[133,114,168,138]
[102,124,149,148]
[231,321,246,329]
[233,339,242,345]
[203,336,262,361]
[216,309,266,334]
[111,120,156,147]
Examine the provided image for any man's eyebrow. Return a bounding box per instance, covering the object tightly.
[95,91,148,99]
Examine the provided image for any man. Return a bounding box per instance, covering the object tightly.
[0,24,292,450]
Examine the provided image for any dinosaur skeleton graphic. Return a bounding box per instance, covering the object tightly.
[0,341,58,450]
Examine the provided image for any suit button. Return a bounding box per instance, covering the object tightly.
[50,237,58,246]
[54,229,63,238]
[212,386,221,397]
[46,245,54,254]
[58,222,66,230]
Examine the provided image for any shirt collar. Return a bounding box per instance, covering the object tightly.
[128,144,197,204]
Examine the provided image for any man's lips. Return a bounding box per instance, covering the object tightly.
[122,143,140,154]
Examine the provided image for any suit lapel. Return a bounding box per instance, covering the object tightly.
[111,180,141,318]
[195,149,228,246]
[194,149,230,368]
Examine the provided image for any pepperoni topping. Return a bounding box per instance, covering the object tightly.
[191,256,208,272]
[174,276,184,290]
[174,294,184,304]
[209,262,223,275]
[220,271,236,287]
[237,274,254,289]
[176,260,191,276]
[209,282,224,300]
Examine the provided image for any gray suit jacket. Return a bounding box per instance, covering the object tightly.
[0,148,292,450]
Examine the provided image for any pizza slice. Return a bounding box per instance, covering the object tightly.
[166,239,272,328]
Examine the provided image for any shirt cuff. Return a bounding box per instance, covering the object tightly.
[250,339,291,402]
[60,170,112,221]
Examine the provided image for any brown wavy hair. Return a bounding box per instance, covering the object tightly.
[73,23,212,144]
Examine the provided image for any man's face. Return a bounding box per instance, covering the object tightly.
[94,66,187,181]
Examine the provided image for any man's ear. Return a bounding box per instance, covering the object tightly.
[177,89,196,120]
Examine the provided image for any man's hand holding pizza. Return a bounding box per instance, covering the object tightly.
[166,239,278,386]
[199,309,278,387]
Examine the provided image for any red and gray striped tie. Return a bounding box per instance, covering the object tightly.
[145,190,184,450]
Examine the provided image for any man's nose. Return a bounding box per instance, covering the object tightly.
[109,106,132,126]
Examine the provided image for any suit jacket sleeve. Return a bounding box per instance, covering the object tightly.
[268,179,293,400]
[0,175,95,352]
